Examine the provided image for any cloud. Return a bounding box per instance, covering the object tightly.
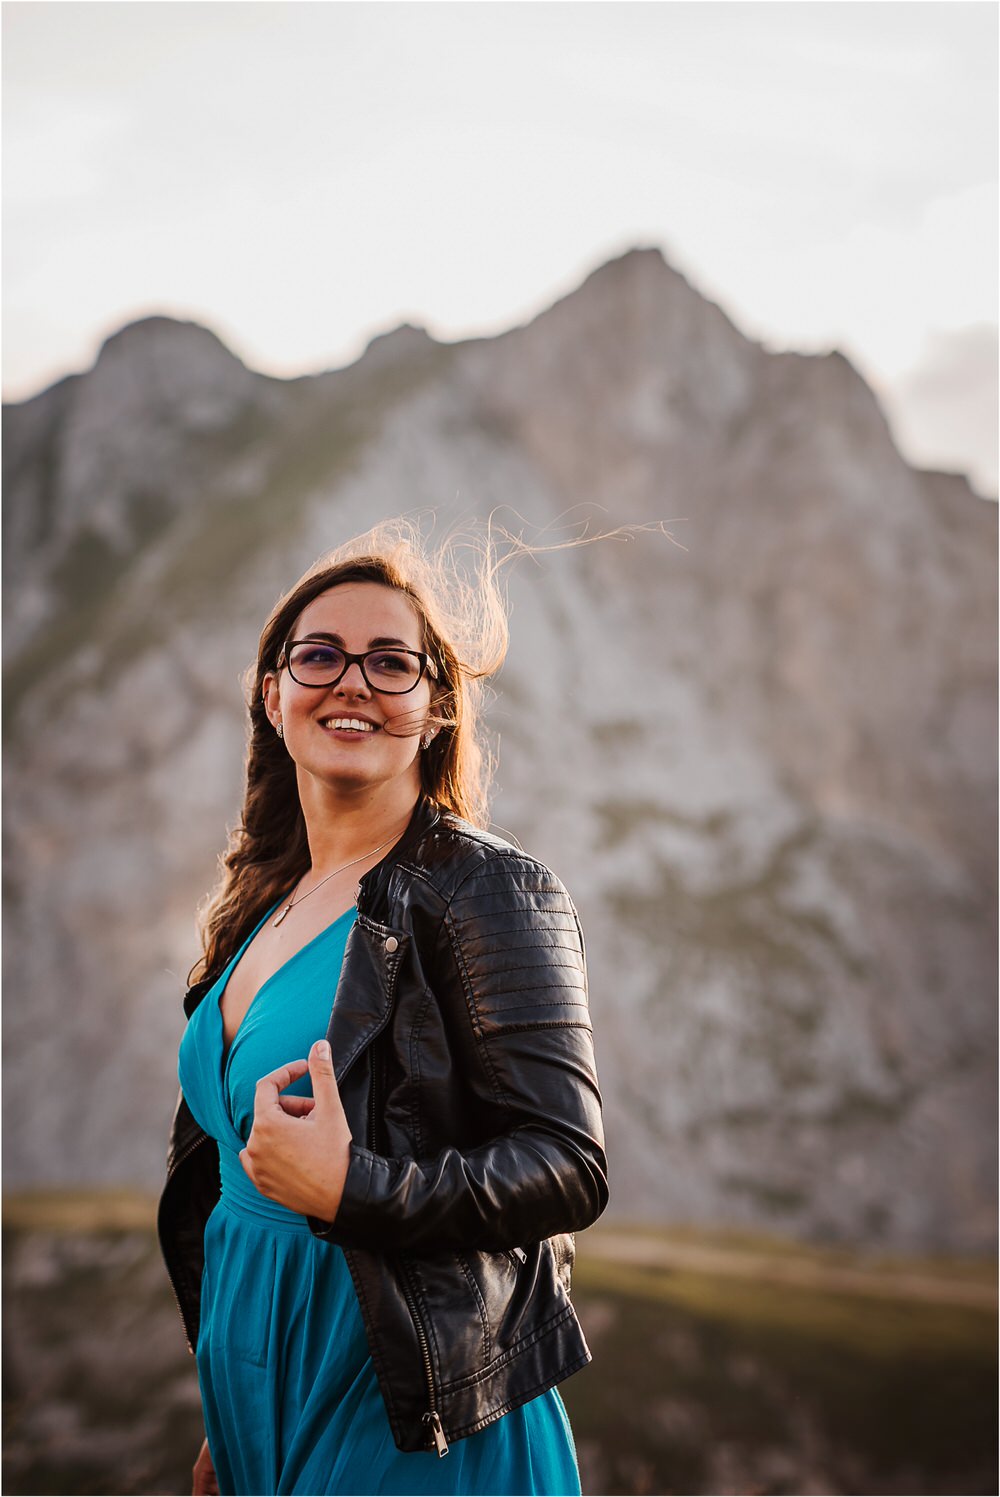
[879,324,999,499]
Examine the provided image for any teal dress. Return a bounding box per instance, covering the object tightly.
[177,899,582,1497]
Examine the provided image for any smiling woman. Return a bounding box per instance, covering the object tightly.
[261,582,440,820]
[157,515,619,1497]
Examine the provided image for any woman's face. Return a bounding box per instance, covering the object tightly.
[263,581,435,799]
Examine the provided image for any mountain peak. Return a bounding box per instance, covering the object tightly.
[575,242,696,299]
[358,322,438,373]
[81,313,261,431]
[94,314,250,377]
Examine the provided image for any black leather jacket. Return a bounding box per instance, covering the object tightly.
[157,794,609,1456]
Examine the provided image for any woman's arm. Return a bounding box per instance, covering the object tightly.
[310,852,609,1253]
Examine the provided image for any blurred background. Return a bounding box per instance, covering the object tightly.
[3,3,997,1495]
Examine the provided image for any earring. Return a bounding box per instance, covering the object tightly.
[421,731,433,750]
[276,723,284,740]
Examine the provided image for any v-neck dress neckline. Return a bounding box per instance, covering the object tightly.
[219,900,358,1066]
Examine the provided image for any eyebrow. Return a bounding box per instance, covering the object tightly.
[299,632,417,649]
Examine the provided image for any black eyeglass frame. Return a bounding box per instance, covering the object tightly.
[277,639,439,695]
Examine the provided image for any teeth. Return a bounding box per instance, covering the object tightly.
[322,718,375,732]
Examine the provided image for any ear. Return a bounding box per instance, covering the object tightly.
[428,678,449,731]
[261,671,282,730]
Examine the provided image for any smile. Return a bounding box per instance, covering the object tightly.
[319,717,380,734]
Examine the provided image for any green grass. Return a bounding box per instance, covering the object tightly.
[565,1231,997,1494]
[572,1253,994,1359]
[3,1187,159,1234]
[583,1218,998,1282]
[3,1201,996,1495]
[562,1275,996,1495]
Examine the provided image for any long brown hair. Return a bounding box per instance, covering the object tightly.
[188,511,682,986]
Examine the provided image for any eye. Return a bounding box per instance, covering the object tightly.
[289,643,345,671]
[368,651,411,673]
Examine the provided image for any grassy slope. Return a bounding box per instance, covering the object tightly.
[3,1195,996,1496]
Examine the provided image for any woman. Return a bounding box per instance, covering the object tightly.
[157,519,609,1496]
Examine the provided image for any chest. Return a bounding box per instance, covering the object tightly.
[219,898,357,1048]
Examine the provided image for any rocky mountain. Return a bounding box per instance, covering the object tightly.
[3,247,996,1252]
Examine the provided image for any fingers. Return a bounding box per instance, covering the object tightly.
[278,1095,316,1117]
[254,1058,310,1111]
[307,1039,339,1112]
[192,1438,218,1497]
[242,1042,341,1205]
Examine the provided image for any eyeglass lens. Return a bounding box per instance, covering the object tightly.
[287,643,422,692]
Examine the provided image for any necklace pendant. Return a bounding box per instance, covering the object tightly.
[273,903,292,927]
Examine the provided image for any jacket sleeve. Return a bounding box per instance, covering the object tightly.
[309,852,609,1253]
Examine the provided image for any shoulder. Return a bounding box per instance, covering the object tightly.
[413,814,590,1020]
[404,809,576,911]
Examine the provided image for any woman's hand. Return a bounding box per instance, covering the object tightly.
[192,1436,219,1496]
[240,1039,352,1222]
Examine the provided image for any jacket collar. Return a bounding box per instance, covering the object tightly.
[355,792,441,921]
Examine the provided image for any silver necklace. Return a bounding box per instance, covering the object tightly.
[272,826,407,927]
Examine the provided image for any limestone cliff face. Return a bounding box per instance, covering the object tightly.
[3,248,995,1251]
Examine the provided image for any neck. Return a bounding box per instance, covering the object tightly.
[296,772,422,877]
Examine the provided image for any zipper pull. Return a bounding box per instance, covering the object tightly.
[423,1410,449,1457]
[512,1246,528,1264]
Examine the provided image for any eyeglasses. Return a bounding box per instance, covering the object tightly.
[279,640,438,695]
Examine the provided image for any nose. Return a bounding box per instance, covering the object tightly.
[334,661,371,695]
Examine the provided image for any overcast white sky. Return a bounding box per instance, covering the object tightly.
[3,0,997,495]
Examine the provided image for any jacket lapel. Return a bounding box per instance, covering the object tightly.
[324,794,438,1082]
[326,913,410,1085]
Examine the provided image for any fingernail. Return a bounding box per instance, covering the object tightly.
[315,1040,331,1060]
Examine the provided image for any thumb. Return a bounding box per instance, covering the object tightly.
[308,1038,338,1109]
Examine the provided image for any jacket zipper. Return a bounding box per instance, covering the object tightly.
[367,1048,378,1154]
[398,1259,449,1456]
[166,1129,208,1184]
[169,1283,196,1355]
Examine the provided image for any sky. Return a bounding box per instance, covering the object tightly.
[3,0,997,496]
